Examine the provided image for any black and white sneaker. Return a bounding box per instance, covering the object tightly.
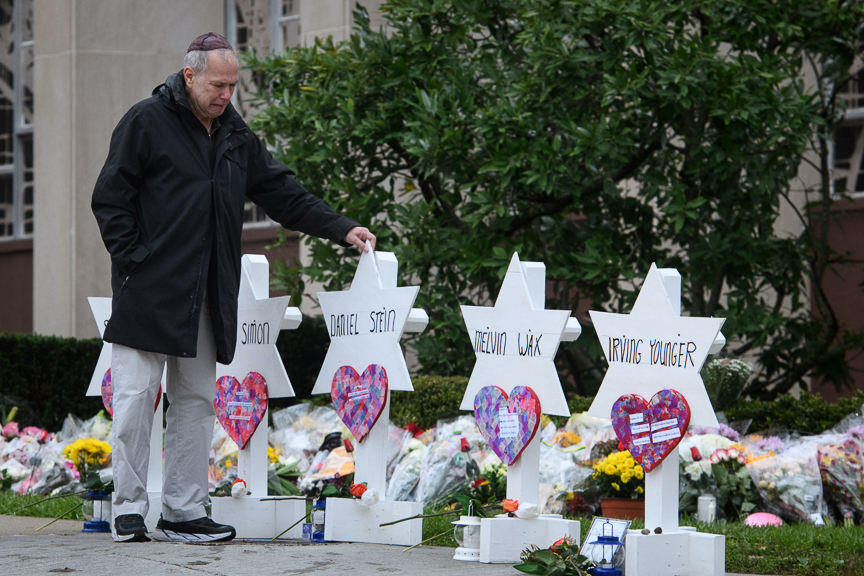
[112,514,150,542]
[152,515,236,543]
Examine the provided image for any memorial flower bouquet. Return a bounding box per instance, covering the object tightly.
[591,450,644,500]
[817,438,864,523]
[679,444,759,520]
[62,437,113,491]
[746,442,823,523]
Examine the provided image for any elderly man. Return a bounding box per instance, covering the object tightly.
[92,33,374,543]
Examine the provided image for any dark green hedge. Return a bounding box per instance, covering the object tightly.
[725,390,864,435]
[0,333,104,431]
[390,376,469,429]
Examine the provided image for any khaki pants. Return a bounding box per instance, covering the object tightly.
[110,301,216,523]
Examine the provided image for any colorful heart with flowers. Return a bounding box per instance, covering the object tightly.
[214,371,268,449]
[101,368,161,417]
[611,389,690,472]
[474,385,541,466]
[331,364,388,443]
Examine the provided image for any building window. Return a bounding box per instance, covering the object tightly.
[834,69,864,196]
[279,0,301,51]
[228,0,302,227]
[0,0,33,240]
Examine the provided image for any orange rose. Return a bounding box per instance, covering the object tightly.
[503,499,519,513]
[349,483,368,498]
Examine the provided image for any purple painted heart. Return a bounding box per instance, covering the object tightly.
[214,371,269,450]
[473,385,542,466]
[100,368,161,417]
[611,388,691,473]
[331,364,388,443]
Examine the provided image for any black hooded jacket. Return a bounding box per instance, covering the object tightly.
[92,71,358,364]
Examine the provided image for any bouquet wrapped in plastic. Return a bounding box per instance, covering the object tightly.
[386,441,426,501]
[817,435,864,524]
[746,441,824,523]
[416,423,471,505]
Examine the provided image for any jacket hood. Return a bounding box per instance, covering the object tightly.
[153,70,190,109]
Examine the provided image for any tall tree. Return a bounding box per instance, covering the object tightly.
[246,0,864,399]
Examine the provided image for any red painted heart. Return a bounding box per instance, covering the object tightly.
[101,368,161,417]
[214,371,268,450]
[473,385,541,466]
[611,389,690,473]
[331,364,388,443]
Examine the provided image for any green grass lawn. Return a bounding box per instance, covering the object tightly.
[0,491,85,521]
[421,508,864,576]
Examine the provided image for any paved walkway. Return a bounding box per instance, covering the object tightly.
[0,515,776,576]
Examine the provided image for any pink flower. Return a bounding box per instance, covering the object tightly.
[2,422,19,438]
[64,461,80,479]
[21,426,43,437]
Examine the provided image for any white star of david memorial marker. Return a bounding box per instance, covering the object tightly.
[587,263,725,427]
[459,252,580,417]
[310,243,428,546]
[587,264,728,576]
[311,242,425,496]
[214,254,298,499]
[459,252,583,564]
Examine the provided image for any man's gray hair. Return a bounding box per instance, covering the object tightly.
[183,48,237,74]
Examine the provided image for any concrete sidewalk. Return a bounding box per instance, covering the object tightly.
[0,515,515,576]
[0,515,773,576]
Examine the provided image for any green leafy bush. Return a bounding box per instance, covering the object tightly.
[390,376,468,429]
[567,396,593,416]
[0,333,103,431]
[725,391,864,435]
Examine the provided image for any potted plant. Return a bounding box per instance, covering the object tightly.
[591,450,645,519]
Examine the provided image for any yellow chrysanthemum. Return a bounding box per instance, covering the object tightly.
[634,468,644,480]
[268,446,281,463]
[62,438,112,473]
[612,482,620,491]
[605,464,616,475]
[635,486,644,494]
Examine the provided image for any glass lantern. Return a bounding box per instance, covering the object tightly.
[82,490,112,533]
[451,515,481,561]
[587,520,625,576]
[311,499,326,542]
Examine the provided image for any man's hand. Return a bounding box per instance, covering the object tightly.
[344,226,376,252]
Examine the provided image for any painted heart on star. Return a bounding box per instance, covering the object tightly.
[101,368,161,417]
[214,371,268,450]
[474,385,541,466]
[611,388,691,473]
[331,364,388,443]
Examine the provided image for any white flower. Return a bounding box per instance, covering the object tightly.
[231,479,248,498]
[515,502,540,519]
[359,489,380,507]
